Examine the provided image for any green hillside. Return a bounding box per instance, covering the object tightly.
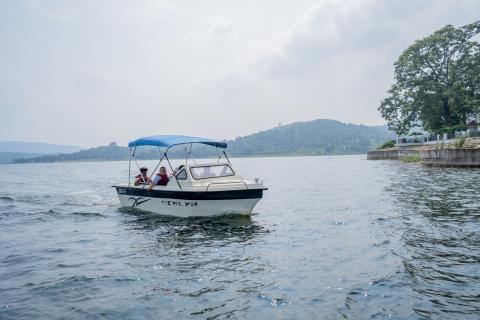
[11,119,394,163]
[228,119,393,156]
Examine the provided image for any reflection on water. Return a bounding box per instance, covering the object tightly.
[124,211,267,246]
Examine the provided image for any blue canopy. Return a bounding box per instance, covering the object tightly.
[128,135,227,149]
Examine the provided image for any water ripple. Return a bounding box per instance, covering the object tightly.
[1,157,480,319]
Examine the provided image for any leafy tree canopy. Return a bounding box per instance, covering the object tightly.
[379,21,480,135]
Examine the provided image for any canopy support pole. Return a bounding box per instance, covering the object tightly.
[149,149,166,180]
[223,150,232,165]
[189,143,196,165]
[165,153,182,190]
[216,146,221,163]
[128,148,132,187]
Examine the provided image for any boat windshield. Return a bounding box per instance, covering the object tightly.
[190,165,234,180]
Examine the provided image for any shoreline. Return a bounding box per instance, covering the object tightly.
[1,152,367,165]
[367,138,480,167]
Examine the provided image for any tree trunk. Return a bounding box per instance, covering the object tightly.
[443,98,452,126]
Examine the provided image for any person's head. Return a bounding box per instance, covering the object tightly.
[159,167,167,175]
[140,167,148,176]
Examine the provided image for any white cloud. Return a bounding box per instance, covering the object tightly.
[251,0,399,76]
[219,0,480,127]
[1,0,480,145]
[208,18,236,41]
[187,17,237,48]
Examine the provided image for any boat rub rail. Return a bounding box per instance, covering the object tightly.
[114,186,267,200]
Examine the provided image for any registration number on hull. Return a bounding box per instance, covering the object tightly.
[129,197,198,208]
[160,200,199,207]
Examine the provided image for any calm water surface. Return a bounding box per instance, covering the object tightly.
[1,156,479,319]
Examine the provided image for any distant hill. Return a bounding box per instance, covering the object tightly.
[0,141,82,154]
[0,141,83,164]
[11,119,394,163]
[227,119,394,156]
[11,145,168,164]
[0,152,48,164]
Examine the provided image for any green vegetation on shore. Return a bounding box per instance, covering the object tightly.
[455,136,466,148]
[400,155,421,163]
[376,140,395,150]
[10,119,394,164]
[379,21,480,135]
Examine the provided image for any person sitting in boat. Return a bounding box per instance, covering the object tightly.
[148,166,169,190]
[134,167,152,186]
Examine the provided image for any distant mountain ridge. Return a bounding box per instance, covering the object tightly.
[0,141,84,164]
[10,119,394,163]
[0,141,82,154]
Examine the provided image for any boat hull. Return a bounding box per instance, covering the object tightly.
[115,186,264,217]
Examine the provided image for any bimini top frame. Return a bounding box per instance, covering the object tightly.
[127,135,231,189]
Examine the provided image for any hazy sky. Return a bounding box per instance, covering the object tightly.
[1,0,479,147]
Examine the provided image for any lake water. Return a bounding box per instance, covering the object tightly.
[1,155,480,319]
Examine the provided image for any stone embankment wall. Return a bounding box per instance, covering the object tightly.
[367,148,480,166]
[367,149,419,160]
[421,149,480,167]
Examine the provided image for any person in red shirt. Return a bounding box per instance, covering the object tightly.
[148,166,170,190]
[134,167,152,186]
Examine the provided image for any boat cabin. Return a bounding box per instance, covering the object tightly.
[134,162,251,192]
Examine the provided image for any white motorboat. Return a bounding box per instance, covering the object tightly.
[113,135,267,217]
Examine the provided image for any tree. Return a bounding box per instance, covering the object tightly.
[379,21,480,135]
